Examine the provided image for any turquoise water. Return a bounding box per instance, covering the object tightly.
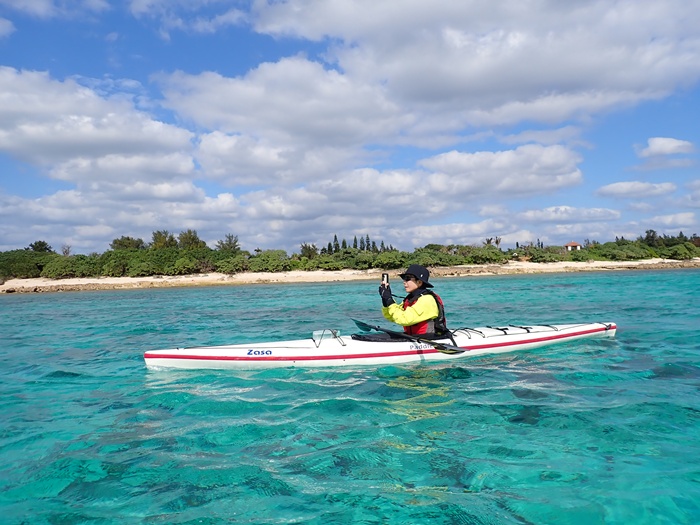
[1,270,699,524]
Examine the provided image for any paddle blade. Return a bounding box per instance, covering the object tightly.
[352,318,374,332]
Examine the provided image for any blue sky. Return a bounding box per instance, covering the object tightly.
[1,0,699,254]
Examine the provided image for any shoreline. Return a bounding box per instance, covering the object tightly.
[1,258,699,294]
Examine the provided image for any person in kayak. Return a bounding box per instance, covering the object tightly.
[379,264,448,337]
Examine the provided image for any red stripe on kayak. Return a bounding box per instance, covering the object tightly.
[143,324,615,363]
[144,348,438,362]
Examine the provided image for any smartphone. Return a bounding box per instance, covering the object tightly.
[381,273,389,285]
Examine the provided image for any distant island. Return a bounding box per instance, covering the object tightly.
[2,229,699,293]
[2,258,699,294]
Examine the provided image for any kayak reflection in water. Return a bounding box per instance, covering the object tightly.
[378,264,449,339]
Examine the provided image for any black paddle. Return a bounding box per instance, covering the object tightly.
[351,318,465,355]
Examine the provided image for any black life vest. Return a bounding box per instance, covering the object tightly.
[402,289,448,336]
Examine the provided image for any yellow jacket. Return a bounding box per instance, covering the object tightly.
[382,294,439,327]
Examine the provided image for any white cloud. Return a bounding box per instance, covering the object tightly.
[158,58,404,147]
[597,181,677,198]
[0,68,194,182]
[255,0,700,125]
[517,206,621,223]
[628,202,655,212]
[637,137,695,157]
[393,219,514,248]
[679,180,700,209]
[0,188,243,253]
[190,9,246,33]
[0,17,14,37]
[631,157,695,172]
[646,212,696,228]
[500,126,584,146]
[196,131,363,186]
[0,0,109,18]
[420,144,583,197]
[0,0,57,17]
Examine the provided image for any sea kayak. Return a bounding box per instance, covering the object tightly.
[143,321,617,370]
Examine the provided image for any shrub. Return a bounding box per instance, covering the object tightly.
[467,246,506,264]
[128,261,159,277]
[171,257,199,275]
[570,249,593,262]
[74,254,103,277]
[594,242,653,261]
[312,255,346,271]
[216,255,249,274]
[374,250,409,270]
[247,250,292,272]
[100,251,131,277]
[0,250,57,279]
[663,244,692,260]
[41,256,78,279]
[145,247,181,274]
[350,251,374,270]
[528,249,563,263]
[408,250,444,268]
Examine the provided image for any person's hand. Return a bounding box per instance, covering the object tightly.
[378,284,395,307]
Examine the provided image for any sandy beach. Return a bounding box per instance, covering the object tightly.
[1,258,699,294]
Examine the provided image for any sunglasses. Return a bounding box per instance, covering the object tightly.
[401,275,416,282]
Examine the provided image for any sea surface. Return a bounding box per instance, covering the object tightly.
[1,269,699,524]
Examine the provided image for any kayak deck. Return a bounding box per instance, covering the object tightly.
[143,322,617,370]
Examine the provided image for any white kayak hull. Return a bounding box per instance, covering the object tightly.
[144,322,617,370]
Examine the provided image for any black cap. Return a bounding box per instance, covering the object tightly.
[399,264,433,288]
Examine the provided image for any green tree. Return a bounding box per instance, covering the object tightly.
[300,243,319,259]
[333,234,340,253]
[641,229,664,248]
[151,230,177,249]
[110,236,146,250]
[178,229,207,250]
[215,234,241,254]
[27,240,54,253]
